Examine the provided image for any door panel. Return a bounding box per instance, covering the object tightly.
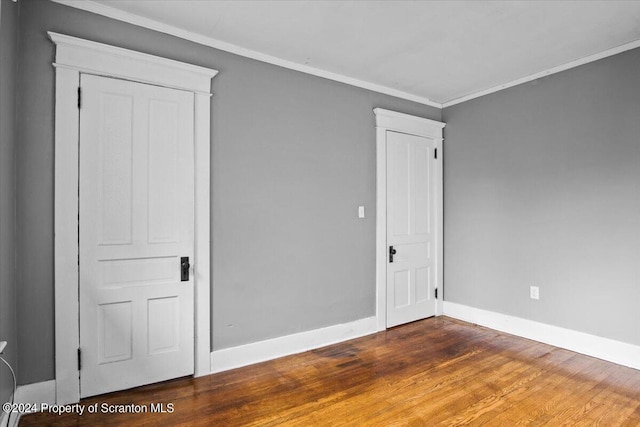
[79,74,195,397]
[98,301,132,364]
[99,92,134,245]
[147,296,180,355]
[386,131,436,327]
[148,99,179,244]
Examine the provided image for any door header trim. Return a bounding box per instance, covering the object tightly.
[49,32,217,95]
[374,108,445,140]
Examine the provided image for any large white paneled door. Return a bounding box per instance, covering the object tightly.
[79,74,195,397]
[386,131,437,327]
[374,108,444,331]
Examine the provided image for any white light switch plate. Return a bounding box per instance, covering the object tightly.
[358,206,365,218]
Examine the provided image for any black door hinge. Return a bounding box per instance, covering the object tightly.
[77,87,82,109]
[77,348,82,371]
[435,288,438,299]
[434,148,438,159]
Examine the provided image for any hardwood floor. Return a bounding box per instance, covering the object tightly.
[20,317,640,426]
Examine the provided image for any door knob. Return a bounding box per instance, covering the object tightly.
[181,257,190,281]
[389,246,397,263]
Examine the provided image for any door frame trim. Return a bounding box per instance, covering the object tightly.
[50,32,218,404]
[373,108,445,331]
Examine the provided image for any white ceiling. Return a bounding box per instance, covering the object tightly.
[66,0,640,106]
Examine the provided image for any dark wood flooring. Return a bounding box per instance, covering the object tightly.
[20,316,640,426]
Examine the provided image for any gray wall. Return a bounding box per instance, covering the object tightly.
[442,48,640,345]
[16,0,440,384]
[0,0,18,405]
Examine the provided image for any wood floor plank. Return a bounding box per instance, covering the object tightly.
[19,317,640,426]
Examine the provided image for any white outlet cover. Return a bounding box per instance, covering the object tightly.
[530,286,540,300]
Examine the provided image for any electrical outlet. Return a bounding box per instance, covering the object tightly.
[0,341,6,354]
[530,286,540,300]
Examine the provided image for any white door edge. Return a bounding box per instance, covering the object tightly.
[51,32,217,404]
[373,108,445,331]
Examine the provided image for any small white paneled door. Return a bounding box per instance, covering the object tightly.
[79,74,195,397]
[386,131,437,327]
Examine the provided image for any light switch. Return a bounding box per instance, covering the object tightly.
[358,206,365,218]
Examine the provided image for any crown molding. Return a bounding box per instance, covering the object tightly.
[51,0,442,109]
[443,38,640,108]
[51,0,640,111]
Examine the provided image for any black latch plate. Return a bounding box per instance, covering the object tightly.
[181,257,190,281]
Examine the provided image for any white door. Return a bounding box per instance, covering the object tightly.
[79,74,195,397]
[386,131,436,327]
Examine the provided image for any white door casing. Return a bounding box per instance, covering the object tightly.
[386,131,436,327]
[79,75,195,397]
[51,32,217,404]
[374,109,445,331]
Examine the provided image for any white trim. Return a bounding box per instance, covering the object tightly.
[51,33,216,404]
[374,109,445,331]
[5,380,57,427]
[443,38,640,107]
[15,380,56,406]
[49,32,217,95]
[443,301,640,371]
[52,1,640,110]
[434,142,444,319]
[51,0,441,108]
[374,125,388,331]
[193,93,212,377]
[53,65,81,405]
[210,317,377,373]
[373,108,445,139]
[0,391,9,427]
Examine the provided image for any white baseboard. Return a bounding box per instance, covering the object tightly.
[14,380,56,405]
[1,380,56,427]
[443,301,640,371]
[211,316,378,373]
[0,402,10,427]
